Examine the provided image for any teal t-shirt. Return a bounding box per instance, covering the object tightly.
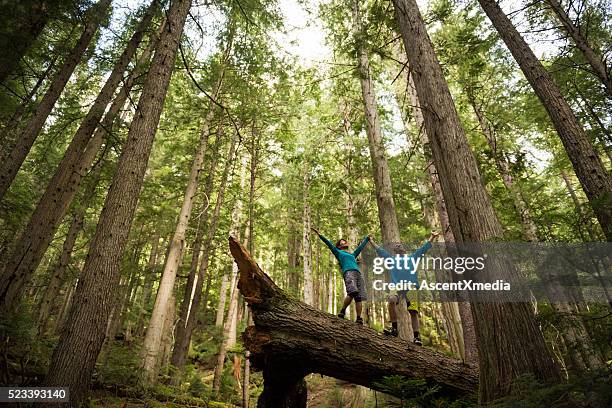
[375,241,432,285]
[318,234,369,274]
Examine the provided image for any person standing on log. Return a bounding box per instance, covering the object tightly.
[312,227,370,325]
[370,232,440,345]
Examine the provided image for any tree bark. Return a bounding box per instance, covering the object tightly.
[212,156,248,394]
[142,78,225,384]
[37,160,103,336]
[215,273,230,326]
[401,66,479,364]
[391,0,561,402]
[544,0,612,96]
[43,0,191,404]
[302,165,314,306]
[0,1,158,315]
[173,130,223,344]
[168,131,237,376]
[0,0,112,200]
[136,233,161,336]
[229,237,478,404]
[477,0,612,241]
[468,94,540,242]
[352,2,401,247]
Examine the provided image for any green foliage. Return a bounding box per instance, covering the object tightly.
[373,375,446,407]
[187,373,208,398]
[488,371,612,408]
[0,308,55,383]
[95,341,142,387]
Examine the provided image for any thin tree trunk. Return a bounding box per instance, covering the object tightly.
[544,0,612,96]
[56,279,77,332]
[142,91,223,383]
[391,0,561,401]
[37,160,103,336]
[43,1,191,403]
[212,156,248,394]
[0,2,158,315]
[353,1,410,338]
[468,95,540,242]
[243,349,251,408]
[571,85,612,162]
[302,165,314,306]
[173,130,223,342]
[561,169,600,241]
[0,0,113,200]
[477,0,612,241]
[352,2,401,246]
[158,291,176,374]
[163,33,233,382]
[136,233,160,336]
[215,273,230,326]
[168,131,237,375]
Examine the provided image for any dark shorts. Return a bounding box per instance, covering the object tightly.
[343,269,367,302]
[388,290,419,311]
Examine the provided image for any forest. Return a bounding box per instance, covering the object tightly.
[0,0,610,406]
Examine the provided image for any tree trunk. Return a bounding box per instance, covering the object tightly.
[352,2,401,247]
[544,0,612,96]
[158,291,176,374]
[162,31,232,374]
[167,131,237,376]
[229,237,478,404]
[142,86,224,384]
[0,0,113,200]
[561,169,602,241]
[243,344,251,408]
[212,156,248,394]
[468,95,540,242]
[37,160,103,336]
[215,273,230,326]
[0,1,158,315]
[43,1,191,404]
[302,165,314,306]
[477,0,612,241]
[136,233,160,336]
[391,0,561,402]
[401,60,469,350]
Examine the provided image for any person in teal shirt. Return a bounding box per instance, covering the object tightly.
[370,232,439,345]
[312,227,370,325]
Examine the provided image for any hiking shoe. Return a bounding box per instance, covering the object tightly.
[383,327,398,337]
[337,312,345,319]
[355,317,363,325]
[413,337,423,346]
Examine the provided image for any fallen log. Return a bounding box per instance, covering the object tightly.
[229,236,478,407]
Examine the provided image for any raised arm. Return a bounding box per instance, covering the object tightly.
[410,231,439,259]
[352,235,370,257]
[369,235,392,258]
[410,240,432,259]
[312,228,339,256]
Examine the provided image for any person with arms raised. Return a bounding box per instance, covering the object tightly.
[312,227,370,325]
[370,231,440,345]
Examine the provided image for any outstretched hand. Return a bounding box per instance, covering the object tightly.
[311,227,320,235]
[429,231,441,242]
